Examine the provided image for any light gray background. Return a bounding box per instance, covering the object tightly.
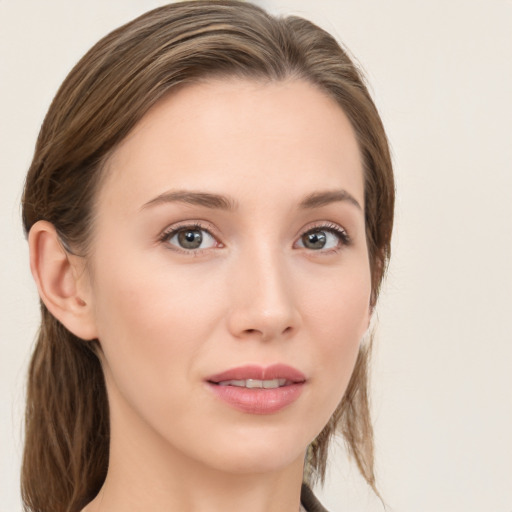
[1,1,511,511]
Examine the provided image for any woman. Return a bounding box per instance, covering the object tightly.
[21,2,394,511]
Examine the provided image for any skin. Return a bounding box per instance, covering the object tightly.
[32,78,372,512]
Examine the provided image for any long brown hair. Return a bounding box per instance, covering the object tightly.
[21,2,394,511]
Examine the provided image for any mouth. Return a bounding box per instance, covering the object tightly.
[206,364,306,414]
[216,378,290,389]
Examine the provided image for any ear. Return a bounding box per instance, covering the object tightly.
[28,220,98,340]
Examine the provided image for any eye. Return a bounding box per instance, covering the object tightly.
[296,225,349,251]
[162,225,218,251]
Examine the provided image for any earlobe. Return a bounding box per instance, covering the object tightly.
[28,220,98,340]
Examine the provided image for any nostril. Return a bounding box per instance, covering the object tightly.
[240,326,293,339]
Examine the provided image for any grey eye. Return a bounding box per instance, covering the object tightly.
[297,228,344,251]
[178,229,203,249]
[301,231,327,250]
[168,228,217,250]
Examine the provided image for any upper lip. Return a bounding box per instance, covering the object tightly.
[207,364,306,384]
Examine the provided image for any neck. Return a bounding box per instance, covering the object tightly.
[84,381,305,512]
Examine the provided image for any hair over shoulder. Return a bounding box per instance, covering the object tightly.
[21,2,394,511]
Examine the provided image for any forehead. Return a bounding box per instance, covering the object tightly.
[99,78,364,212]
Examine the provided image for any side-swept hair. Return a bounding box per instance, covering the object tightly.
[21,2,394,511]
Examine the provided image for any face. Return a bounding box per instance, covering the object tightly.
[84,78,371,475]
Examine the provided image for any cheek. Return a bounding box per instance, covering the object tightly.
[91,243,224,345]
[301,258,371,343]
[299,262,371,419]
[88,251,224,416]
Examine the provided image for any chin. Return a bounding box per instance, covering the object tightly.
[185,422,310,475]
[204,447,305,476]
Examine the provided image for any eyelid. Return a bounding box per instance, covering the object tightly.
[158,221,222,253]
[294,221,351,250]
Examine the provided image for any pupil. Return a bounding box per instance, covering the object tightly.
[178,229,202,249]
[304,231,326,249]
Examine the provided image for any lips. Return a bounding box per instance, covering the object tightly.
[207,363,306,383]
[206,364,306,414]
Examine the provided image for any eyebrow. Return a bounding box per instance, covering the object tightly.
[299,190,362,211]
[141,188,362,212]
[141,190,237,211]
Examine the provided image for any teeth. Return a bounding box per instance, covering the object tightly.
[246,379,263,388]
[263,379,287,389]
[217,378,287,388]
[219,379,245,387]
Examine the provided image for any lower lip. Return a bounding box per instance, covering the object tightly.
[207,382,304,414]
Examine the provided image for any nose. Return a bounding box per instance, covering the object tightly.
[226,246,300,342]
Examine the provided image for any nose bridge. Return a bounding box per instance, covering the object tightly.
[227,238,298,340]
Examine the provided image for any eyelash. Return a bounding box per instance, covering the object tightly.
[299,222,351,252]
[158,221,351,254]
[158,222,221,254]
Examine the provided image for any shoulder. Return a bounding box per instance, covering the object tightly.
[300,483,329,512]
